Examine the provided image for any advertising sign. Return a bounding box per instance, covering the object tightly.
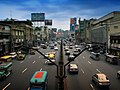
[45,20,52,25]
[31,13,45,21]
[70,18,76,24]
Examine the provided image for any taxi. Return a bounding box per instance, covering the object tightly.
[92,73,110,87]
[17,53,26,60]
[48,52,55,59]
[0,55,12,62]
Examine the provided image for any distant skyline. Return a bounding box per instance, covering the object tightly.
[0,0,120,30]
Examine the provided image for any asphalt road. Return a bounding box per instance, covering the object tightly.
[0,44,120,90]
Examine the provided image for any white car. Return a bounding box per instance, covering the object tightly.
[65,50,70,55]
[54,46,58,50]
[68,54,75,61]
[92,73,110,87]
[46,59,55,65]
[9,52,17,59]
[68,63,78,73]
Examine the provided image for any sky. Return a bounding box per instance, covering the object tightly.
[0,0,120,30]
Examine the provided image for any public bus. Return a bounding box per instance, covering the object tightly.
[30,71,48,90]
[0,55,12,62]
[0,62,12,79]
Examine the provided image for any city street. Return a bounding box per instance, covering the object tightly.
[0,45,120,90]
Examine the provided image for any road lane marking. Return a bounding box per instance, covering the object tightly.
[45,61,47,63]
[22,68,27,73]
[2,83,11,90]
[81,68,84,74]
[88,61,91,64]
[90,84,95,90]
[83,56,85,59]
[40,68,42,71]
[20,61,24,64]
[96,68,101,73]
[32,61,36,64]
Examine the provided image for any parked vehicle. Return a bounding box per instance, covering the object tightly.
[105,54,118,65]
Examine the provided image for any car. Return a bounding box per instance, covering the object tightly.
[42,45,47,49]
[9,52,17,59]
[48,52,55,59]
[69,45,73,49]
[17,53,26,60]
[92,73,110,87]
[73,50,79,56]
[54,46,58,50]
[44,53,49,59]
[64,47,69,51]
[68,63,78,73]
[46,59,55,65]
[117,70,120,79]
[76,48,81,52]
[68,54,75,61]
[65,50,70,55]
[90,52,100,60]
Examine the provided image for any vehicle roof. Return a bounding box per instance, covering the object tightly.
[0,55,11,59]
[70,64,78,68]
[30,71,48,83]
[96,73,108,80]
[106,54,118,58]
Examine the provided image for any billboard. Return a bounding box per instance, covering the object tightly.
[31,13,45,21]
[45,20,52,25]
[70,18,77,24]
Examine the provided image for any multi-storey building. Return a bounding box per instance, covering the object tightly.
[0,19,33,56]
[91,11,120,52]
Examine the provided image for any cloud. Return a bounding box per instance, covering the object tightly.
[0,0,120,30]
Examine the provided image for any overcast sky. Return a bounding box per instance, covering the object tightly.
[0,0,120,30]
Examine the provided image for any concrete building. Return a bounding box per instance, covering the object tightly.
[91,11,120,52]
[0,19,33,56]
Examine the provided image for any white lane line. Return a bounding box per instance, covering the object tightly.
[40,68,42,71]
[81,68,84,74]
[32,61,36,64]
[88,61,91,64]
[22,68,27,73]
[90,84,95,90]
[2,83,11,90]
[39,56,41,58]
[83,56,85,59]
[45,61,47,63]
[96,68,101,73]
[20,61,24,64]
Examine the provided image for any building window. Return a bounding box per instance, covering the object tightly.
[114,26,118,29]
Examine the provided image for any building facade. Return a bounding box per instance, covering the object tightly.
[0,19,33,56]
